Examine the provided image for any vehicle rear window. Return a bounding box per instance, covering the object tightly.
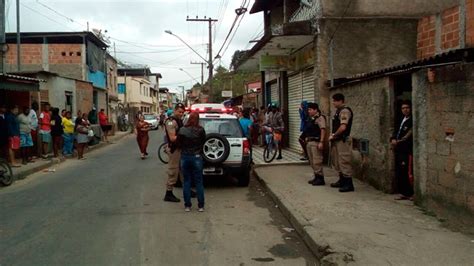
[200,118,243,138]
[144,115,155,120]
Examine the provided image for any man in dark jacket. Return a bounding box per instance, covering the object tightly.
[6,105,21,167]
[390,100,414,200]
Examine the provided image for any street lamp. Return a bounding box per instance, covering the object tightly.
[179,68,200,84]
[165,30,213,97]
[165,30,208,64]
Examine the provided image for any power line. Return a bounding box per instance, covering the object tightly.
[36,0,87,28]
[328,0,353,43]
[20,3,79,32]
[214,0,247,60]
[217,0,250,60]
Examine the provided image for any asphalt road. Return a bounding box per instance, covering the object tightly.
[0,130,317,266]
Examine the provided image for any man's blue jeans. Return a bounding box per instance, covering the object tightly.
[63,133,74,155]
[180,154,205,208]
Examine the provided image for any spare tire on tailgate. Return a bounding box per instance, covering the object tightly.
[202,133,230,164]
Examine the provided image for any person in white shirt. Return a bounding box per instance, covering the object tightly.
[28,102,39,159]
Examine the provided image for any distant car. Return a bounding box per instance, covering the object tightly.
[183,107,252,187]
[143,114,159,130]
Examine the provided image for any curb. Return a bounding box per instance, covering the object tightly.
[11,132,131,183]
[252,166,355,265]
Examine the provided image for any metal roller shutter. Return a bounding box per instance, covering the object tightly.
[270,82,278,105]
[288,68,314,153]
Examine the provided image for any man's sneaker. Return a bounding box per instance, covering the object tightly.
[184,207,191,212]
[276,155,283,160]
[300,156,308,161]
[198,208,204,212]
[164,191,181,202]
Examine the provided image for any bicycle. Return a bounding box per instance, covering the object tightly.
[0,158,13,186]
[157,142,169,164]
[263,127,281,163]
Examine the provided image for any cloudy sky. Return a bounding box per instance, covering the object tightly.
[5,0,263,93]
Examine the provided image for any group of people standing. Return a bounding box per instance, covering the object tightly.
[300,93,414,199]
[0,102,112,167]
[300,93,355,192]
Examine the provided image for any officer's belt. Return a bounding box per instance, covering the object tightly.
[306,137,320,142]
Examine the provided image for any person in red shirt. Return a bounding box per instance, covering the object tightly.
[98,109,111,143]
[39,103,52,158]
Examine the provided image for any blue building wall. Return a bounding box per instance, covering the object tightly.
[88,70,106,89]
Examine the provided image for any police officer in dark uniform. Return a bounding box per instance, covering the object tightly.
[163,103,185,202]
[305,103,327,186]
[390,100,414,200]
[329,93,355,192]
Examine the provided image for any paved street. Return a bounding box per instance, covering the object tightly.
[0,130,317,266]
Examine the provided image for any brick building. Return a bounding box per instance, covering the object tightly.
[236,0,458,153]
[4,32,109,115]
[327,1,474,232]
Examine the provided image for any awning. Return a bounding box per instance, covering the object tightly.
[0,73,43,91]
[235,20,314,71]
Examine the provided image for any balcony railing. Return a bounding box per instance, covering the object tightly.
[290,0,322,23]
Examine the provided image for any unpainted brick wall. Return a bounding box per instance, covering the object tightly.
[467,0,474,46]
[6,44,43,65]
[48,44,83,64]
[422,63,474,214]
[417,16,437,58]
[417,3,473,59]
[329,77,395,192]
[441,6,461,50]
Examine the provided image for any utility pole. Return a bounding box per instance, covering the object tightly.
[186,17,217,97]
[190,61,205,86]
[0,0,5,73]
[16,0,20,72]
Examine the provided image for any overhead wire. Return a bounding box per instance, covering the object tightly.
[213,0,247,60]
[328,0,353,43]
[217,0,250,60]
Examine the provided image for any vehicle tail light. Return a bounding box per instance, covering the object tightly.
[243,139,250,156]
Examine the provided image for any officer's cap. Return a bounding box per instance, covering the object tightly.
[307,102,319,110]
[175,103,185,110]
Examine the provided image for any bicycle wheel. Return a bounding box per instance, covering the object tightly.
[0,161,13,186]
[158,143,169,164]
[263,141,277,163]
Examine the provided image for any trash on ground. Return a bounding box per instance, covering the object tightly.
[282,227,295,233]
[43,168,56,172]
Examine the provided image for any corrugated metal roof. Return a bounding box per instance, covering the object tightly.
[331,48,474,88]
[0,73,45,82]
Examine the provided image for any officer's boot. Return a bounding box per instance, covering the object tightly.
[312,174,326,186]
[163,190,181,202]
[330,173,344,188]
[308,174,317,184]
[339,178,355,192]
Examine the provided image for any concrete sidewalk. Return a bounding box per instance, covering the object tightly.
[10,131,131,182]
[253,164,474,265]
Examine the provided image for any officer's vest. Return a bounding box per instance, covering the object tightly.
[165,116,183,152]
[332,106,353,140]
[305,115,325,141]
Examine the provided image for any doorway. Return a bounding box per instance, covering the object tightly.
[392,74,414,199]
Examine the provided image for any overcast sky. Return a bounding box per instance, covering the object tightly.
[6,0,263,93]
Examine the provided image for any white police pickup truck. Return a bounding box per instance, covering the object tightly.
[186,104,252,186]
